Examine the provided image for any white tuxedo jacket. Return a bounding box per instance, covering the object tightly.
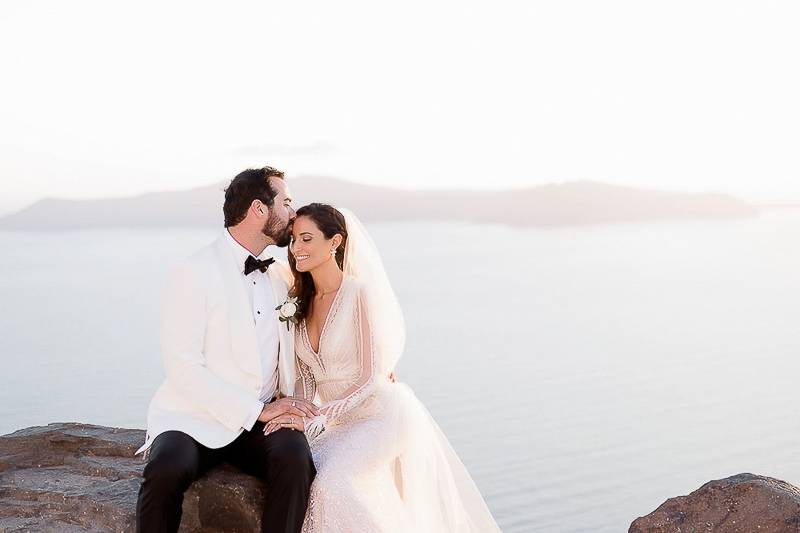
[136,234,296,455]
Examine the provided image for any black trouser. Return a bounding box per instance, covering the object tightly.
[135,422,316,533]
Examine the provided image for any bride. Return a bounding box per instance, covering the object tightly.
[262,203,501,532]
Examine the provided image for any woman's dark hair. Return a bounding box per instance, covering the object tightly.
[223,166,285,227]
[289,203,348,320]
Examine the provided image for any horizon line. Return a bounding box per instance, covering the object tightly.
[0,175,769,217]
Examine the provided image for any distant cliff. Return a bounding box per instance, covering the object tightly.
[0,176,758,230]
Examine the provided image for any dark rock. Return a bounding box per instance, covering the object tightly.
[0,423,268,532]
[629,473,800,533]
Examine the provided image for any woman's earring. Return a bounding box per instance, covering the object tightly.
[330,249,337,256]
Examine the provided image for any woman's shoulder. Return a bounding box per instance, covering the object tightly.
[342,276,375,314]
[342,274,367,294]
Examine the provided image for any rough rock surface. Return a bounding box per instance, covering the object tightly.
[5,424,800,532]
[0,423,268,532]
[629,473,800,532]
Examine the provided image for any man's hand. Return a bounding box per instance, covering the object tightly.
[263,413,308,435]
[258,397,318,425]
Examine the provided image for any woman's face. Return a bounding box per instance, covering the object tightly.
[290,215,340,272]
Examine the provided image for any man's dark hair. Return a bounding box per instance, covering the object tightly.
[223,166,285,227]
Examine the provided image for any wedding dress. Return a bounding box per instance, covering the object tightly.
[293,209,501,533]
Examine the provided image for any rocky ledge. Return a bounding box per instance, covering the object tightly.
[3,423,800,532]
[0,423,268,532]
[629,473,800,532]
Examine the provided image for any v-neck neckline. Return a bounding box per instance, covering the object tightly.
[303,277,346,356]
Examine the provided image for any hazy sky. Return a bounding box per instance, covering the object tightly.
[1,0,799,214]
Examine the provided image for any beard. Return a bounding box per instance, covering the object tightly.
[262,211,292,247]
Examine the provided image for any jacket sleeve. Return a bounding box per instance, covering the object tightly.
[161,262,263,432]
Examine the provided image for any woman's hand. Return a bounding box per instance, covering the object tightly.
[258,397,318,425]
[264,413,328,439]
[263,413,306,435]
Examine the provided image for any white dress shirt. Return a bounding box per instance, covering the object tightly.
[224,230,280,430]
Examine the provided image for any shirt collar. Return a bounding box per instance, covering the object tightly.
[225,230,271,273]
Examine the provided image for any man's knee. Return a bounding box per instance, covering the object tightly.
[142,432,200,492]
[270,430,316,482]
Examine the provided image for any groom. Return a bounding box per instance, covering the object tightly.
[135,166,318,533]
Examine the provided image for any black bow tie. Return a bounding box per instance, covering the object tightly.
[244,255,275,275]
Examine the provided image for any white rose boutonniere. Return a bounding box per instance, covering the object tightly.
[276,296,300,330]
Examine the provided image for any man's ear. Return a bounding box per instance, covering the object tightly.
[252,199,266,216]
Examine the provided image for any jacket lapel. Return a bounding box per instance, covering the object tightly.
[213,236,262,380]
[268,263,296,396]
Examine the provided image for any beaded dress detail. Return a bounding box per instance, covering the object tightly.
[294,275,500,532]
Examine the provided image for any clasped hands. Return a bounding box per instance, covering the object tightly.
[261,371,398,436]
[260,397,318,435]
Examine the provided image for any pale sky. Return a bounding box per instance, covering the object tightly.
[1,0,799,214]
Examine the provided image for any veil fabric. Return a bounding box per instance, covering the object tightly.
[296,208,502,532]
[340,207,405,375]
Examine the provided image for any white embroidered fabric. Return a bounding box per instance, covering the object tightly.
[293,209,501,533]
[296,278,376,440]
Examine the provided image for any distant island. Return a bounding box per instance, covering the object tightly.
[0,177,759,230]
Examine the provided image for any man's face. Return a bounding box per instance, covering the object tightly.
[261,177,296,247]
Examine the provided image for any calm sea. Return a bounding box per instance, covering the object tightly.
[2,211,799,532]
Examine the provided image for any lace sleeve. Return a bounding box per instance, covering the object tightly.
[305,287,376,441]
[295,354,317,402]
